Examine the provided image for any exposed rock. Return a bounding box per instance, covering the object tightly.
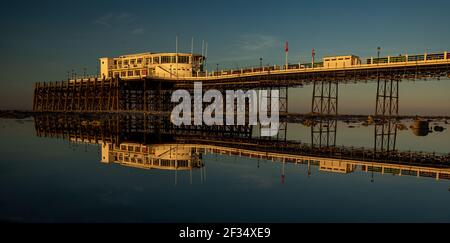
[434,126,445,132]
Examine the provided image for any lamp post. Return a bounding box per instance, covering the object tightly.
[216,63,219,76]
[260,57,263,72]
[377,46,381,65]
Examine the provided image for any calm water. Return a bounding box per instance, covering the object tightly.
[0,117,449,223]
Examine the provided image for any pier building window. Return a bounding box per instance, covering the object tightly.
[135,70,140,76]
[128,71,133,76]
[137,58,142,64]
[145,58,151,65]
[121,71,126,77]
[178,56,189,64]
[161,56,170,63]
[153,57,159,64]
[161,56,178,63]
[124,60,129,65]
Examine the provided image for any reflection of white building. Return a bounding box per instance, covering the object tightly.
[99,52,205,79]
[319,160,356,174]
[101,143,203,171]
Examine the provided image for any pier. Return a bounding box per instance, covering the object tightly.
[33,55,450,120]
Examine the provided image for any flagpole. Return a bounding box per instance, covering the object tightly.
[285,51,288,70]
[285,41,288,70]
[176,35,178,77]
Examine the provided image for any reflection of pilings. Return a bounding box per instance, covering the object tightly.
[258,121,287,141]
[374,118,397,154]
[34,113,254,144]
[311,118,337,149]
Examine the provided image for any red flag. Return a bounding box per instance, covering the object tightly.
[285,41,288,53]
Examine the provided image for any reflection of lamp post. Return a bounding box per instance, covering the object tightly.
[371,163,374,183]
[307,161,311,177]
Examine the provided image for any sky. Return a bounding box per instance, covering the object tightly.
[1,0,450,114]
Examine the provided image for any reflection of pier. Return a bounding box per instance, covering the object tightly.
[97,142,450,180]
[34,113,450,181]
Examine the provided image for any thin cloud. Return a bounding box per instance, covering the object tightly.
[94,13,114,28]
[235,34,279,52]
[117,12,136,24]
[131,28,145,35]
[94,12,138,29]
[211,34,280,65]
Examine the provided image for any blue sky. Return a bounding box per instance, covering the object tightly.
[1,0,450,114]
